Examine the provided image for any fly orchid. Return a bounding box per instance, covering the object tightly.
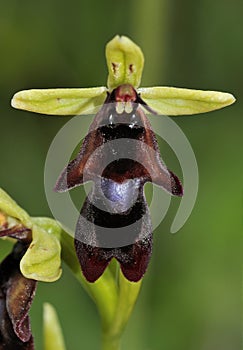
[11,35,235,283]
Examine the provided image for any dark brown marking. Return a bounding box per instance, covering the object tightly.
[112,62,118,74]
[129,64,134,73]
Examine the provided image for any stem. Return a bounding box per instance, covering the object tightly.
[101,333,121,350]
[101,265,142,350]
[61,233,142,350]
[111,270,142,336]
[60,231,118,329]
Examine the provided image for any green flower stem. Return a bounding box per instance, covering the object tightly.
[101,332,121,350]
[102,265,142,350]
[108,258,120,281]
[60,231,118,329]
[111,270,142,336]
[61,231,142,350]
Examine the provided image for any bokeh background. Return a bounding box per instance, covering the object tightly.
[0,1,242,349]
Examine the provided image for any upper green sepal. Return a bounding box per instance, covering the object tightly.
[138,86,236,115]
[11,87,107,115]
[106,35,144,90]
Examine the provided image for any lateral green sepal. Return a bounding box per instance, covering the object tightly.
[11,87,107,115]
[138,86,236,115]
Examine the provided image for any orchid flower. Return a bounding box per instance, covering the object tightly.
[10,35,235,282]
[9,35,236,350]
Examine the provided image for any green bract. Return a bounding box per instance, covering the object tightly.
[11,35,235,117]
[0,188,62,282]
[43,303,66,350]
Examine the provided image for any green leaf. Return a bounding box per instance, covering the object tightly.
[20,224,62,282]
[106,35,144,90]
[11,87,107,115]
[0,188,32,228]
[138,86,236,115]
[43,303,66,350]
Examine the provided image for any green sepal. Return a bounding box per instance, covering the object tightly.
[20,222,62,282]
[0,188,32,228]
[11,87,107,115]
[43,303,66,350]
[106,35,144,90]
[138,86,236,115]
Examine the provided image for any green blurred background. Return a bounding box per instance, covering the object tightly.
[0,0,242,349]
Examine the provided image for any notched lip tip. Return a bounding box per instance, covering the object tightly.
[171,181,183,197]
[172,190,183,197]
